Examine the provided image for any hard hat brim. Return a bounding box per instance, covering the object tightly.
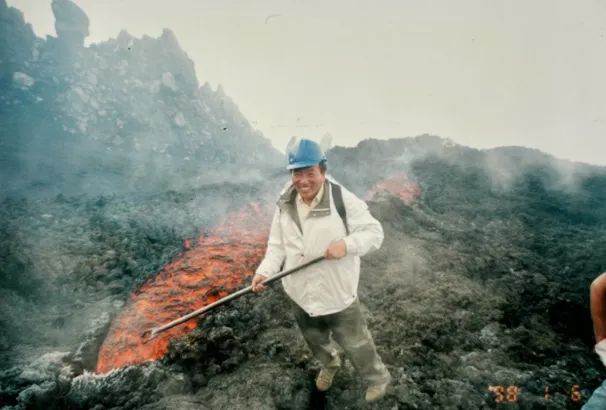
[286,160,322,170]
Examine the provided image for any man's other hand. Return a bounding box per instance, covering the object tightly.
[252,273,268,293]
[325,239,347,259]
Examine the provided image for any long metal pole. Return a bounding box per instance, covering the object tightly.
[142,256,324,342]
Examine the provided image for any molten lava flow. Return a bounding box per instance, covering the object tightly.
[365,174,421,204]
[95,202,270,374]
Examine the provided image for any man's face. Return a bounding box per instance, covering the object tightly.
[292,164,325,203]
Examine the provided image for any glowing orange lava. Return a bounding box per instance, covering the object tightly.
[365,174,421,204]
[95,202,271,374]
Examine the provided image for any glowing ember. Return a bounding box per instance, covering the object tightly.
[95,202,271,374]
[365,174,421,204]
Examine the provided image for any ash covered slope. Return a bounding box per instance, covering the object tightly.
[0,0,280,198]
[322,136,606,407]
[173,138,606,409]
[161,138,606,410]
[127,137,606,410]
[2,136,606,409]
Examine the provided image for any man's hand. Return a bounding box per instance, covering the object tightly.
[252,273,268,293]
[325,239,347,259]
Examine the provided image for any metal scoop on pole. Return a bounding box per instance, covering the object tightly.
[141,256,324,343]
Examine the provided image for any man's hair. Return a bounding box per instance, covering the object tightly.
[319,160,327,173]
[290,160,328,174]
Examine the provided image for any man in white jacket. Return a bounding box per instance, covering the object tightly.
[251,138,391,403]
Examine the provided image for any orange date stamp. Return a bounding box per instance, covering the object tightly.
[488,384,582,403]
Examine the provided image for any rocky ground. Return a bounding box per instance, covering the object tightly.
[2,139,606,409]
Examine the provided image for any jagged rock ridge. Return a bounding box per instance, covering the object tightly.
[0,0,281,198]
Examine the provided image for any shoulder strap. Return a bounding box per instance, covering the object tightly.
[330,182,349,235]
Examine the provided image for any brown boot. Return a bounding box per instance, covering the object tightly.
[365,381,389,402]
[315,367,338,391]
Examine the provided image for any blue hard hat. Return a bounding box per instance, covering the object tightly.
[286,138,327,170]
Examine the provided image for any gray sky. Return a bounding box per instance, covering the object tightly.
[8,0,606,165]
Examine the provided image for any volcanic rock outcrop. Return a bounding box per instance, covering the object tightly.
[0,0,281,198]
[51,0,89,46]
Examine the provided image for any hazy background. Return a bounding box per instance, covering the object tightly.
[8,0,606,165]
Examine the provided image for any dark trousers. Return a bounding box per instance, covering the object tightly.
[292,299,391,386]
